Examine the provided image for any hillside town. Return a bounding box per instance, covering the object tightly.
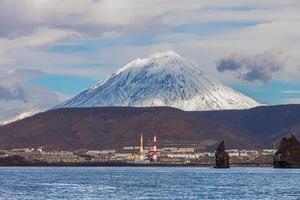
[0,132,276,166]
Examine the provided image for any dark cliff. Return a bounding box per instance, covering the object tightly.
[214,141,230,168]
[273,135,300,168]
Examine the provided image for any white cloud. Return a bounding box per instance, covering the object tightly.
[14,27,82,47]
[0,0,299,38]
[0,69,63,123]
[0,26,83,71]
[0,1,299,90]
[68,20,299,87]
[131,20,300,83]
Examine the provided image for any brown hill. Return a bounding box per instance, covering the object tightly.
[0,107,256,151]
[0,105,299,151]
[195,104,300,147]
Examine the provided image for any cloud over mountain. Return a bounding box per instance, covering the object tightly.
[0,69,62,124]
[216,50,286,84]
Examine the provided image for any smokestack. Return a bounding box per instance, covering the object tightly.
[147,138,151,160]
[139,132,144,160]
[153,130,157,162]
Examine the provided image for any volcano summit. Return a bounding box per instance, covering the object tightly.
[58,51,260,111]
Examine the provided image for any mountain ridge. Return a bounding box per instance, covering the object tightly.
[58,51,260,111]
[0,106,258,151]
[0,104,299,151]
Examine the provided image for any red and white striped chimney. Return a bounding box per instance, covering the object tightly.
[147,138,151,160]
[153,130,157,162]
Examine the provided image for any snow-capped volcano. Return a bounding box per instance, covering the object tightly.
[58,51,260,110]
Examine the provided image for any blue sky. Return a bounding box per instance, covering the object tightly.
[27,17,299,105]
[0,0,300,121]
[29,74,300,105]
[29,75,98,97]
[232,81,300,105]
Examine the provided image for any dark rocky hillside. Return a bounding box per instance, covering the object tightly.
[0,107,255,151]
[195,104,300,147]
[0,105,299,151]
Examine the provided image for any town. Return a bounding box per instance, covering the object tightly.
[0,132,276,166]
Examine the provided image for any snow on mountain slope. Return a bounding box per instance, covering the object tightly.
[58,51,261,111]
[0,109,40,126]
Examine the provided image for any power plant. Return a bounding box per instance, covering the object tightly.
[139,131,158,163]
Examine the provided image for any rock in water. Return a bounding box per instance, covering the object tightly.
[214,140,230,168]
[273,135,300,168]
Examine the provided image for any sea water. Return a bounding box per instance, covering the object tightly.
[0,167,299,200]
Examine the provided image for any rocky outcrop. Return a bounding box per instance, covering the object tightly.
[273,135,300,168]
[0,155,47,166]
[214,140,230,168]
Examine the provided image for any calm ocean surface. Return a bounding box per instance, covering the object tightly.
[0,167,299,200]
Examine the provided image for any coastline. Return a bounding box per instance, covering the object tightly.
[0,161,273,167]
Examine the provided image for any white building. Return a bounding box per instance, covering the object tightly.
[86,150,101,155]
[167,154,199,159]
[261,149,277,155]
[226,149,239,157]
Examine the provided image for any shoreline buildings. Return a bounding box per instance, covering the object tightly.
[0,130,277,166]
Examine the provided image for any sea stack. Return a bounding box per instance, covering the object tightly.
[273,135,300,168]
[214,140,230,168]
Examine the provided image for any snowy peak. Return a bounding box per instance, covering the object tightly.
[116,51,185,75]
[58,51,261,111]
